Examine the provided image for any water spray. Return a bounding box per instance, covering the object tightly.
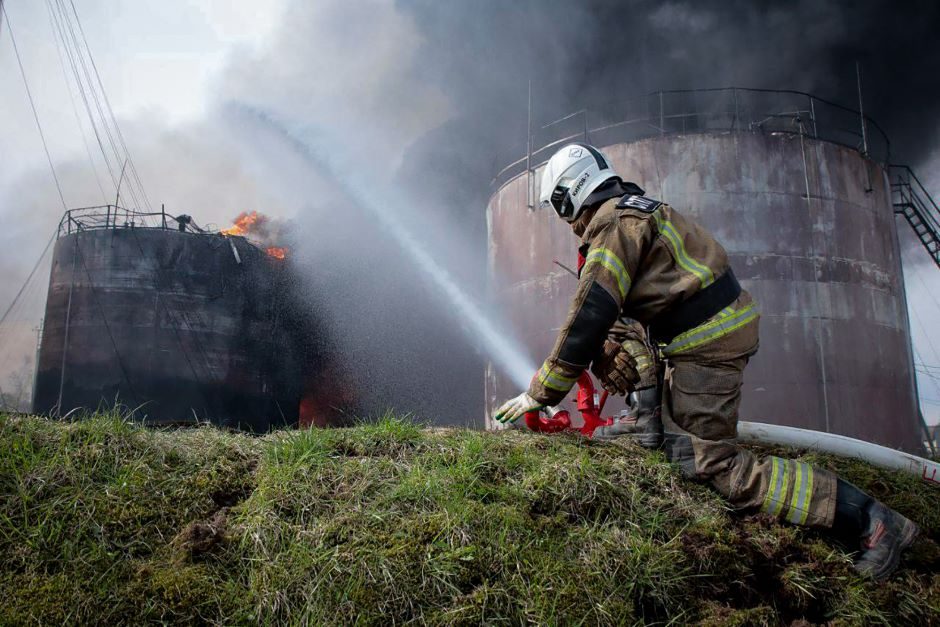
[225,103,538,390]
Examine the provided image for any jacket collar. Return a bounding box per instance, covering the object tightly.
[571,179,645,240]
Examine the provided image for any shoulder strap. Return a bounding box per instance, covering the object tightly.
[616,194,662,213]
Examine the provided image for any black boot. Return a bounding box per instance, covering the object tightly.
[834,479,919,581]
[593,387,663,448]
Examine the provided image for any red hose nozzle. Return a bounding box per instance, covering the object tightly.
[523,372,614,437]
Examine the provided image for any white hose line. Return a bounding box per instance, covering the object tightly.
[737,421,940,489]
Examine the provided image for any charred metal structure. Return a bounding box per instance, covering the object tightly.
[33,207,325,431]
[487,88,938,453]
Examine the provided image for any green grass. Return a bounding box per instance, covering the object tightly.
[0,412,937,625]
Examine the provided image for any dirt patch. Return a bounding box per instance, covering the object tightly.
[211,485,252,508]
[173,508,229,559]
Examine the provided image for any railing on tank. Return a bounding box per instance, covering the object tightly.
[890,165,940,270]
[56,205,206,239]
[492,87,891,190]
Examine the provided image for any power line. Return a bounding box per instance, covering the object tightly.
[913,343,940,409]
[911,307,940,374]
[916,370,940,382]
[51,0,145,213]
[3,4,68,211]
[0,231,55,334]
[0,250,48,378]
[46,0,118,193]
[51,0,137,208]
[66,0,154,213]
[902,245,940,422]
[908,257,940,321]
[45,0,108,204]
[47,0,151,214]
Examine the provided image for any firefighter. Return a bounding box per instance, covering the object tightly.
[493,143,919,580]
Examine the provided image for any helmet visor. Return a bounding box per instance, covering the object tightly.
[543,177,575,220]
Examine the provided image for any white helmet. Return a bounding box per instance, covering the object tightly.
[539,143,619,222]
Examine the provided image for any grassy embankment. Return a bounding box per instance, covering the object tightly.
[0,412,938,625]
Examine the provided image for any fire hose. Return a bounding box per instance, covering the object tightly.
[523,374,940,488]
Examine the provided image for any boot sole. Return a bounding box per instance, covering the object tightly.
[593,432,663,449]
[865,518,920,581]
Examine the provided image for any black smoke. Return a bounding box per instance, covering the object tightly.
[398,0,940,210]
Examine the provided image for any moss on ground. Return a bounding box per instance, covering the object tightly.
[0,412,937,625]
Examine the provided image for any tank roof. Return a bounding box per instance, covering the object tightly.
[57,205,208,239]
[493,87,890,190]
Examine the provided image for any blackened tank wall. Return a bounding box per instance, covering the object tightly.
[34,228,302,430]
[486,132,922,452]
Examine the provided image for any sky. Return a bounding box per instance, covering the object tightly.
[0,0,938,427]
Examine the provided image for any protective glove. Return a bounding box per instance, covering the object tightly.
[493,392,544,425]
[591,339,640,396]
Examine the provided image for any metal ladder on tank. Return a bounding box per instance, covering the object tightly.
[890,165,940,454]
[891,165,940,269]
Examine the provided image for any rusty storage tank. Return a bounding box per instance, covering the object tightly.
[32,207,313,431]
[486,88,923,452]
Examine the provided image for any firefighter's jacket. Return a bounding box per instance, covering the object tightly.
[527,192,758,406]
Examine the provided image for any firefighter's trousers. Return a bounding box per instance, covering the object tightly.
[660,314,837,528]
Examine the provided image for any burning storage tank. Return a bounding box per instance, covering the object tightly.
[486,88,923,452]
[32,206,337,431]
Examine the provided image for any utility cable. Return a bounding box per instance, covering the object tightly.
[910,311,940,402]
[44,0,108,204]
[47,0,118,193]
[0,232,56,334]
[0,250,45,346]
[0,232,54,412]
[66,0,153,212]
[909,295,940,371]
[912,344,940,451]
[917,370,940,383]
[3,4,68,211]
[0,258,46,388]
[54,0,130,201]
[52,0,144,211]
[908,256,940,314]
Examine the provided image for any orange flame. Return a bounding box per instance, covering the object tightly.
[222,211,286,259]
[220,211,260,236]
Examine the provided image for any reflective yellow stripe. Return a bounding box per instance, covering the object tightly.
[777,461,791,517]
[761,457,791,516]
[786,463,814,525]
[760,457,780,514]
[791,464,804,520]
[538,363,577,392]
[662,303,758,356]
[762,457,791,517]
[634,355,652,373]
[583,248,630,301]
[787,463,804,524]
[801,466,814,525]
[653,212,715,287]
